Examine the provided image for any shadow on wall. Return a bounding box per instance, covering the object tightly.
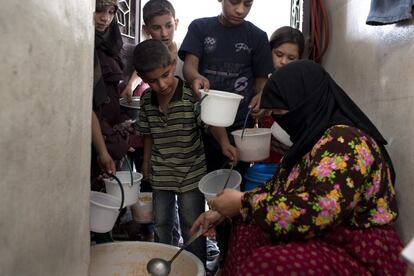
[323,1,414,244]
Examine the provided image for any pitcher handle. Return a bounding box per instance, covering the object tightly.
[108,173,125,211]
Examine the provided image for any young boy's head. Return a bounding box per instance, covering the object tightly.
[142,0,178,49]
[133,39,177,95]
[218,0,253,27]
[270,26,305,70]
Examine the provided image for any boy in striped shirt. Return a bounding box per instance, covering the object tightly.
[134,39,238,264]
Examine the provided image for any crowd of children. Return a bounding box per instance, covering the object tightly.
[90,0,409,275]
[91,0,304,269]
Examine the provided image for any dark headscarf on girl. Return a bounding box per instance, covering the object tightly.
[93,6,123,108]
[261,60,395,183]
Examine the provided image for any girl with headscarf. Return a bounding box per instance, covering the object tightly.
[91,0,131,185]
[260,26,306,162]
[91,0,137,244]
[191,60,406,275]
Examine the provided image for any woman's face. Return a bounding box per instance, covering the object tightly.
[95,6,116,32]
[272,42,300,70]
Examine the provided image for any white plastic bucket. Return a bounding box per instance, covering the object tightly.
[198,169,242,199]
[130,192,153,223]
[200,90,244,127]
[104,171,142,207]
[90,191,122,233]
[231,128,272,162]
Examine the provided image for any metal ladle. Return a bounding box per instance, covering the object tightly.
[146,227,206,276]
[221,164,234,191]
[240,107,253,139]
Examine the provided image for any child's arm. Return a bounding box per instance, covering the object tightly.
[249,77,269,118]
[141,134,153,180]
[120,71,142,101]
[183,53,210,98]
[92,111,116,174]
[209,127,239,165]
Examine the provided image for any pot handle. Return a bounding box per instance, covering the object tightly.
[195,94,208,109]
[108,173,125,211]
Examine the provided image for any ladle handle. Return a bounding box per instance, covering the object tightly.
[198,94,208,105]
[169,227,205,263]
[241,108,253,139]
[107,173,125,211]
[222,164,234,191]
[124,155,134,187]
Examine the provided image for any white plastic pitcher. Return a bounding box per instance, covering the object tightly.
[198,169,242,199]
[232,128,272,162]
[199,90,244,127]
[90,191,122,233]
[104,171,142,207]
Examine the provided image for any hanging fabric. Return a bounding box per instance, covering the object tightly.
[308,0,330,64]
[366,0,413,26]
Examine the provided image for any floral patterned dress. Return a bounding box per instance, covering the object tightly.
[221,125,406,275]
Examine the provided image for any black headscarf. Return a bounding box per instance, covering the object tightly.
[93,19,123,108]
[261,60,395,182]
[95,19,123,57]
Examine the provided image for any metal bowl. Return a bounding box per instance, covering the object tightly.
[120,96,140,121]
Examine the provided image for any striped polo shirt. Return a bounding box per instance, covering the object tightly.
[138,78,206,192]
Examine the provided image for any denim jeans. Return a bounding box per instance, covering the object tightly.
[153,188,206,264]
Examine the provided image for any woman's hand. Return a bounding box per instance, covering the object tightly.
[190,210,225,239]
[97,151,116,175]
[208,189,245,218]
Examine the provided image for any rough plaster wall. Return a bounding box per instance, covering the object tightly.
[324,1,414,243]
[0,1,93,275]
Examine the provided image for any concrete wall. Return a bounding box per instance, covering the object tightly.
[323,1,414,243]
[0,1,93,275]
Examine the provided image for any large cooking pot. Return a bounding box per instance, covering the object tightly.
[90,241,205,276]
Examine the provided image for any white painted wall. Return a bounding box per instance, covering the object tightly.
[0,1,93,275]
[323,1,414,243]
[141,0,292,43]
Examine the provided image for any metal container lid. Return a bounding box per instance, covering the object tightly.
[120,96,140,110]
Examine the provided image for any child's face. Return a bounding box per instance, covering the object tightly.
[141,62,177,97]
[272,42,300,70]
[219,0,253,27]
[143,14,178,49]
[95,6,116,32]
